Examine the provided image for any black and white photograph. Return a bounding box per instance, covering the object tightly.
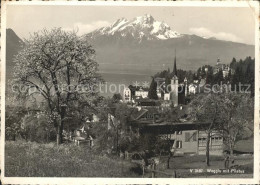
[1,1,259,184]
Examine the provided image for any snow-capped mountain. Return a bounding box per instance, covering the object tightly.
[88,14,181,40]
[7,27,254,83]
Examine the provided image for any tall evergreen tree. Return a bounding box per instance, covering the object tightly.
[230,57,237,70]
[231,65,242,91]
[205,66,214,85]
[148,77,158,100]
[245,62,254,96]
[227,69,232,82]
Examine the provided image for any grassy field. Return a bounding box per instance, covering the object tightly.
[5,141,140,177]
[151,155,253,178]
[5,141,253,178]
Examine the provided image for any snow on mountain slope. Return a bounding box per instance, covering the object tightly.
[88,14,181,40]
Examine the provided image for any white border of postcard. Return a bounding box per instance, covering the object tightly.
[1,1,259,184]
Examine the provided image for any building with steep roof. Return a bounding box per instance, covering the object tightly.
[213,58,232,78]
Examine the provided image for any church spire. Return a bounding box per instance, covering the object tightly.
[173,49,177,76]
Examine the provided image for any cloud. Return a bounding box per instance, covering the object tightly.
[189,27,244,43]
[64,21,111,35]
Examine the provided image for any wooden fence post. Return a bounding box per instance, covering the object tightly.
[173,170,177,178]
[151,163,156,178]
[142,159,145,178]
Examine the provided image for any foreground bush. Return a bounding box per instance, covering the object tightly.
[5,141,139,177]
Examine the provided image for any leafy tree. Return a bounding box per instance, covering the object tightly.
[90,121,115,154]
[93,99,134,154]
[185,70,195,84]
[21,111,56,142]
[148,77,158,100]
[133,134,159,153]
[218,94,254,156]
[112,93,122,103]
[11,28,103,144]
[161,106,179,122]
[213,70,224,85]
[231,65,243,91]
[193,73,199,81]
[96,97,116,122]
[198,65,214,84]
[189,93,226,166]
[190,93,254,164]
[156,133,176,169]
[197,67,204,79]
[114,103,133,129]
[155,69,169,79]
[5,105,27,141]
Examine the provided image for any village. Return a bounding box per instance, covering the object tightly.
[5,46,254,177]
[3,8,255,178]
[37,53,253,178]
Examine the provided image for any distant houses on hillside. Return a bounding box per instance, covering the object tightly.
[213,58,233,77]
[119,53,228,156]
[110,55,254,157]
[123,57,235,107]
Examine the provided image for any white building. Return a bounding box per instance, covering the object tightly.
[170,75,178,107]
[157,89,162,98]
[189,84,197,95]
[123,87,131,102]
[214,58,231,78]
[135,87,149,99]
[164,93,170,100]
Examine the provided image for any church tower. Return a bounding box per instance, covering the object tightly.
[171,49,178,107]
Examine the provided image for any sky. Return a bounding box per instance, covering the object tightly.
[6,5,256,45]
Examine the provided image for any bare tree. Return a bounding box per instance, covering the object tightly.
[12,28,103,145]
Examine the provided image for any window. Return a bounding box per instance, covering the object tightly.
[185,132,197,142]
[185,132,190,142]
[216,137,222,141]
[212,136,222,143]
[198,138,206,146]
[176,141,182,148]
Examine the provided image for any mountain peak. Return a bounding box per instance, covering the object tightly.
[88,14,181,40]
[134,14,155,24]
[111,18,128,27]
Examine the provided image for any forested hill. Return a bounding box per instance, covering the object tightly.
[154,56,255,95]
